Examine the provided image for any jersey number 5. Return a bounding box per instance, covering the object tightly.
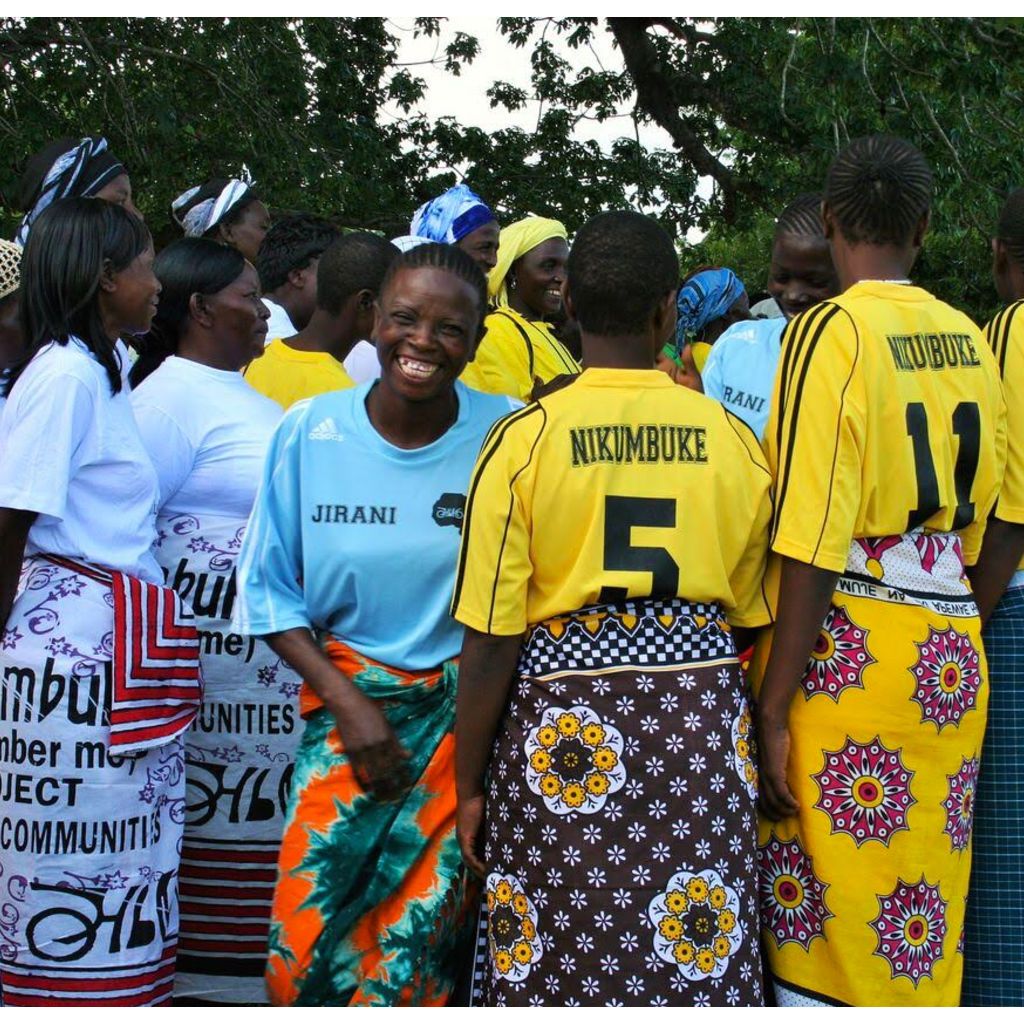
[597,496,680,604]
[906,401,981,532]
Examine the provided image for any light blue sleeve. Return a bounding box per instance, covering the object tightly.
[232,402,311,636]
[700,335,729,404]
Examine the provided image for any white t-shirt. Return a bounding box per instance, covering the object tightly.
[263,297,295,346]
[344,340,381,383]
[0,337,161,582]
[131,356,282,519]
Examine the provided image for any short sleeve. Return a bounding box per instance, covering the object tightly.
[451,405,545,635]
[460,315,532,401]
[765,304,865,572]
[721,413,773,628]
[988,304,1024,524]
[131,400,196,511]
[232,405,311,635]
[0,365,95,519]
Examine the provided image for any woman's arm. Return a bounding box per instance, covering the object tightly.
[455,627,523,876]
[966,517,1024,626]
[756,557,838,821]
[264,627,411,802]
[0,508,36,631]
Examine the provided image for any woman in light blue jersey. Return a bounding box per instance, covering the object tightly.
[234,243,517,1006]
[701,194,838,438]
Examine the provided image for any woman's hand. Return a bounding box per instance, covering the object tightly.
[327,687,411,803]
[457,793,487,878]
[757,709,799,821]
[264,627,411,802]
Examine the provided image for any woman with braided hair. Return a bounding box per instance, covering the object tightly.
[750,135,1006,1006]
[962,187,1024,1006]
[701,194,839,438]
[234,243,518,1005]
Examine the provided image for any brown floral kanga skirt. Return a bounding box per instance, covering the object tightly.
[474,598,763,1007]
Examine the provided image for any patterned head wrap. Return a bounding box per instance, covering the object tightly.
[488,216,568,307]
[390,234,433,253]
[675,268,746,350]
[0,240,22,302]
[172,178,253,237]
[410,184,495,246]
[16,136,125,245]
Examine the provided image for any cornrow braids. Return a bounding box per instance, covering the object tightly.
[996,187,1024,268]
[825,134,933,246]
[775,193,825,239]
[381,242,488,326]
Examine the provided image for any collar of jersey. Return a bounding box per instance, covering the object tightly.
[577,366,675,387]
[844,280,933,302]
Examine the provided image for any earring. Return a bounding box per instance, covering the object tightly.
[508,276,518,291]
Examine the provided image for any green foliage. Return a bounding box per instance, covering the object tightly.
[2,16,1021,319]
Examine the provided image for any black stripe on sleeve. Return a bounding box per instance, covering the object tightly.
[810,311,861,564]
[772,303,843,547]
[451,403,545,615]
[773,307,821,465]
[486,405,548,632]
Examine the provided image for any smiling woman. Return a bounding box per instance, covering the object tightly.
[461,216,580,401]
[232,243,520,1006]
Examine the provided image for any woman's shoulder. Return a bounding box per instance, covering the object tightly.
[14,338,106,397]
[455,381,524,425]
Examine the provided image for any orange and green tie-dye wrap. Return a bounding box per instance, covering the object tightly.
[264,639,476,1006]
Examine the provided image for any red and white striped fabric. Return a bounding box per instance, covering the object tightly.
[44,555,202,753]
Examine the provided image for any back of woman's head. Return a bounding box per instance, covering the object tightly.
[129,237,246,388]
[569,211,678,335]
[825,134,933,246]
[380,242,487,335]
[996,187,1024,269]
[5,196,150,397]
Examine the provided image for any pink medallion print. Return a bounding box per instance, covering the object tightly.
[812,736,915,846]
[942,756,980,853]
[758,833,832,950]
[910,625,981,729]
[802,605,875,701]
[913,534,948,575]
[857,536,902,580]
[870,877,947,986]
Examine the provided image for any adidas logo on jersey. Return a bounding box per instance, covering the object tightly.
[309,417,344,442]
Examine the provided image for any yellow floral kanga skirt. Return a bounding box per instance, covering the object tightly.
[750,532,987,1006]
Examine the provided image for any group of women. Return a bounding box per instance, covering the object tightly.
[0,130,1021,1009]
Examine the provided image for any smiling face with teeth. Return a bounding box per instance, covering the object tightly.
[507,237,569,321]
[372,265,484,404]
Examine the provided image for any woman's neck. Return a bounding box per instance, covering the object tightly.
[365,381,458,450]
[507,291,540,321]
[176,334,242,373]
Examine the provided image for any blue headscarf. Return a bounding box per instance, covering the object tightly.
[675,268,746,351]
[410,184,495,244]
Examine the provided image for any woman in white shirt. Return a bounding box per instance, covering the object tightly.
[0,197,201,1007]
[130,238,299,1005]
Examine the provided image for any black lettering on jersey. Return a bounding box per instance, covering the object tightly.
[568,424,708,467]
[311,504,397,524]
[887,332,981,373]
[432,493,466,530]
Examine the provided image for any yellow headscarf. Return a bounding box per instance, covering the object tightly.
[488,216,568,307]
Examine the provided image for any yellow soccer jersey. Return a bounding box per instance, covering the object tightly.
[986,300,1024,567]
[452,367,773,635]
[460,306,580,402]
[766,281,1007,572]
[244,339,355,411]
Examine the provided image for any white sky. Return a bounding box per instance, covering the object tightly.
[385,17,674,153]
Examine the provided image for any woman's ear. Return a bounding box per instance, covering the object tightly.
[188,291,214,328]
[911,210,930,249]
[821,201,837,241]
[98,258,118,294]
